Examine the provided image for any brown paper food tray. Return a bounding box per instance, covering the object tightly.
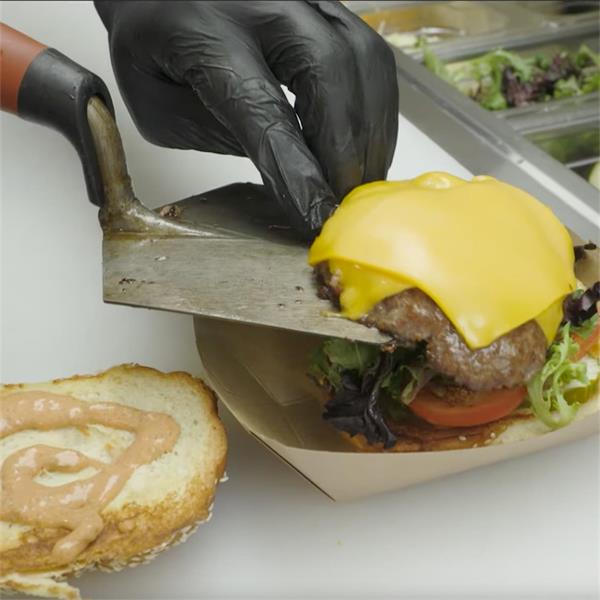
[195,247,600,501]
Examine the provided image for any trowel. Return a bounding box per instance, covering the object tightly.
[0,22,387,344]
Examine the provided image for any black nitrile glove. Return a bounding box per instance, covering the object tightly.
[94,1,398,239]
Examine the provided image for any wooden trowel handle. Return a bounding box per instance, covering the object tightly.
[0,22,115,206]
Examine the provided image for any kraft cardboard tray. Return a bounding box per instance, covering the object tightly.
[194,249,600,502]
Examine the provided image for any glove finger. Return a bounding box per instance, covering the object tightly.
[307,0,399,183]
[106,25,244,155]
[259,1,366,200]
[178,39,337,238]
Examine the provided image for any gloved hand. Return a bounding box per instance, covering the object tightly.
[94,1,398,239]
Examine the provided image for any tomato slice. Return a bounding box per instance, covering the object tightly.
[408,386,527,427]
[407,319,599,429]
[573,320,600,361]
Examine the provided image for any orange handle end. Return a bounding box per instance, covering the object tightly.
[0,22,47,113]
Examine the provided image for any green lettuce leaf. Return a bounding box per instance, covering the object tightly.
[581,70,600,94]
[478,75,508,110]
[534,54,551,70]
[308,339,380,391]
[382,360,434,405]
[418,37,454,83]
[574,44,600,69]
[572,313,599,339]
[308,345,337,388]
[484,49,533,81]
[322,339,380,375]
[526,321,599,429]
[553,76,581,99]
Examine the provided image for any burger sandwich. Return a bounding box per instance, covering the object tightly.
[308,172,599,451]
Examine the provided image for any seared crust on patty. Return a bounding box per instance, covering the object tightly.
[315,263,547,391]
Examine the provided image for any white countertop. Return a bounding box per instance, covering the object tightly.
[1,3,598,599]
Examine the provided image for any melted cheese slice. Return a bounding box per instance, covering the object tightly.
[308,172,576,349]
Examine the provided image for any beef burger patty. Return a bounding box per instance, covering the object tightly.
[316,263,547,391]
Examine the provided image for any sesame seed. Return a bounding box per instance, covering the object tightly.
[490,432,496,439]
[458,435,467,441]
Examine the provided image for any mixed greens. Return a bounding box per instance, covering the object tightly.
[309,285,599,447]
[309,340,431,448]
[420,41,600,110]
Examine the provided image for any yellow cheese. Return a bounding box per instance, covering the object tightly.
[308,172,576,349]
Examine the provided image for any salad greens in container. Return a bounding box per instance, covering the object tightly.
[421,41,600,110]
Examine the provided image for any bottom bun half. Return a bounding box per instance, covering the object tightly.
[339,390,599,453]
